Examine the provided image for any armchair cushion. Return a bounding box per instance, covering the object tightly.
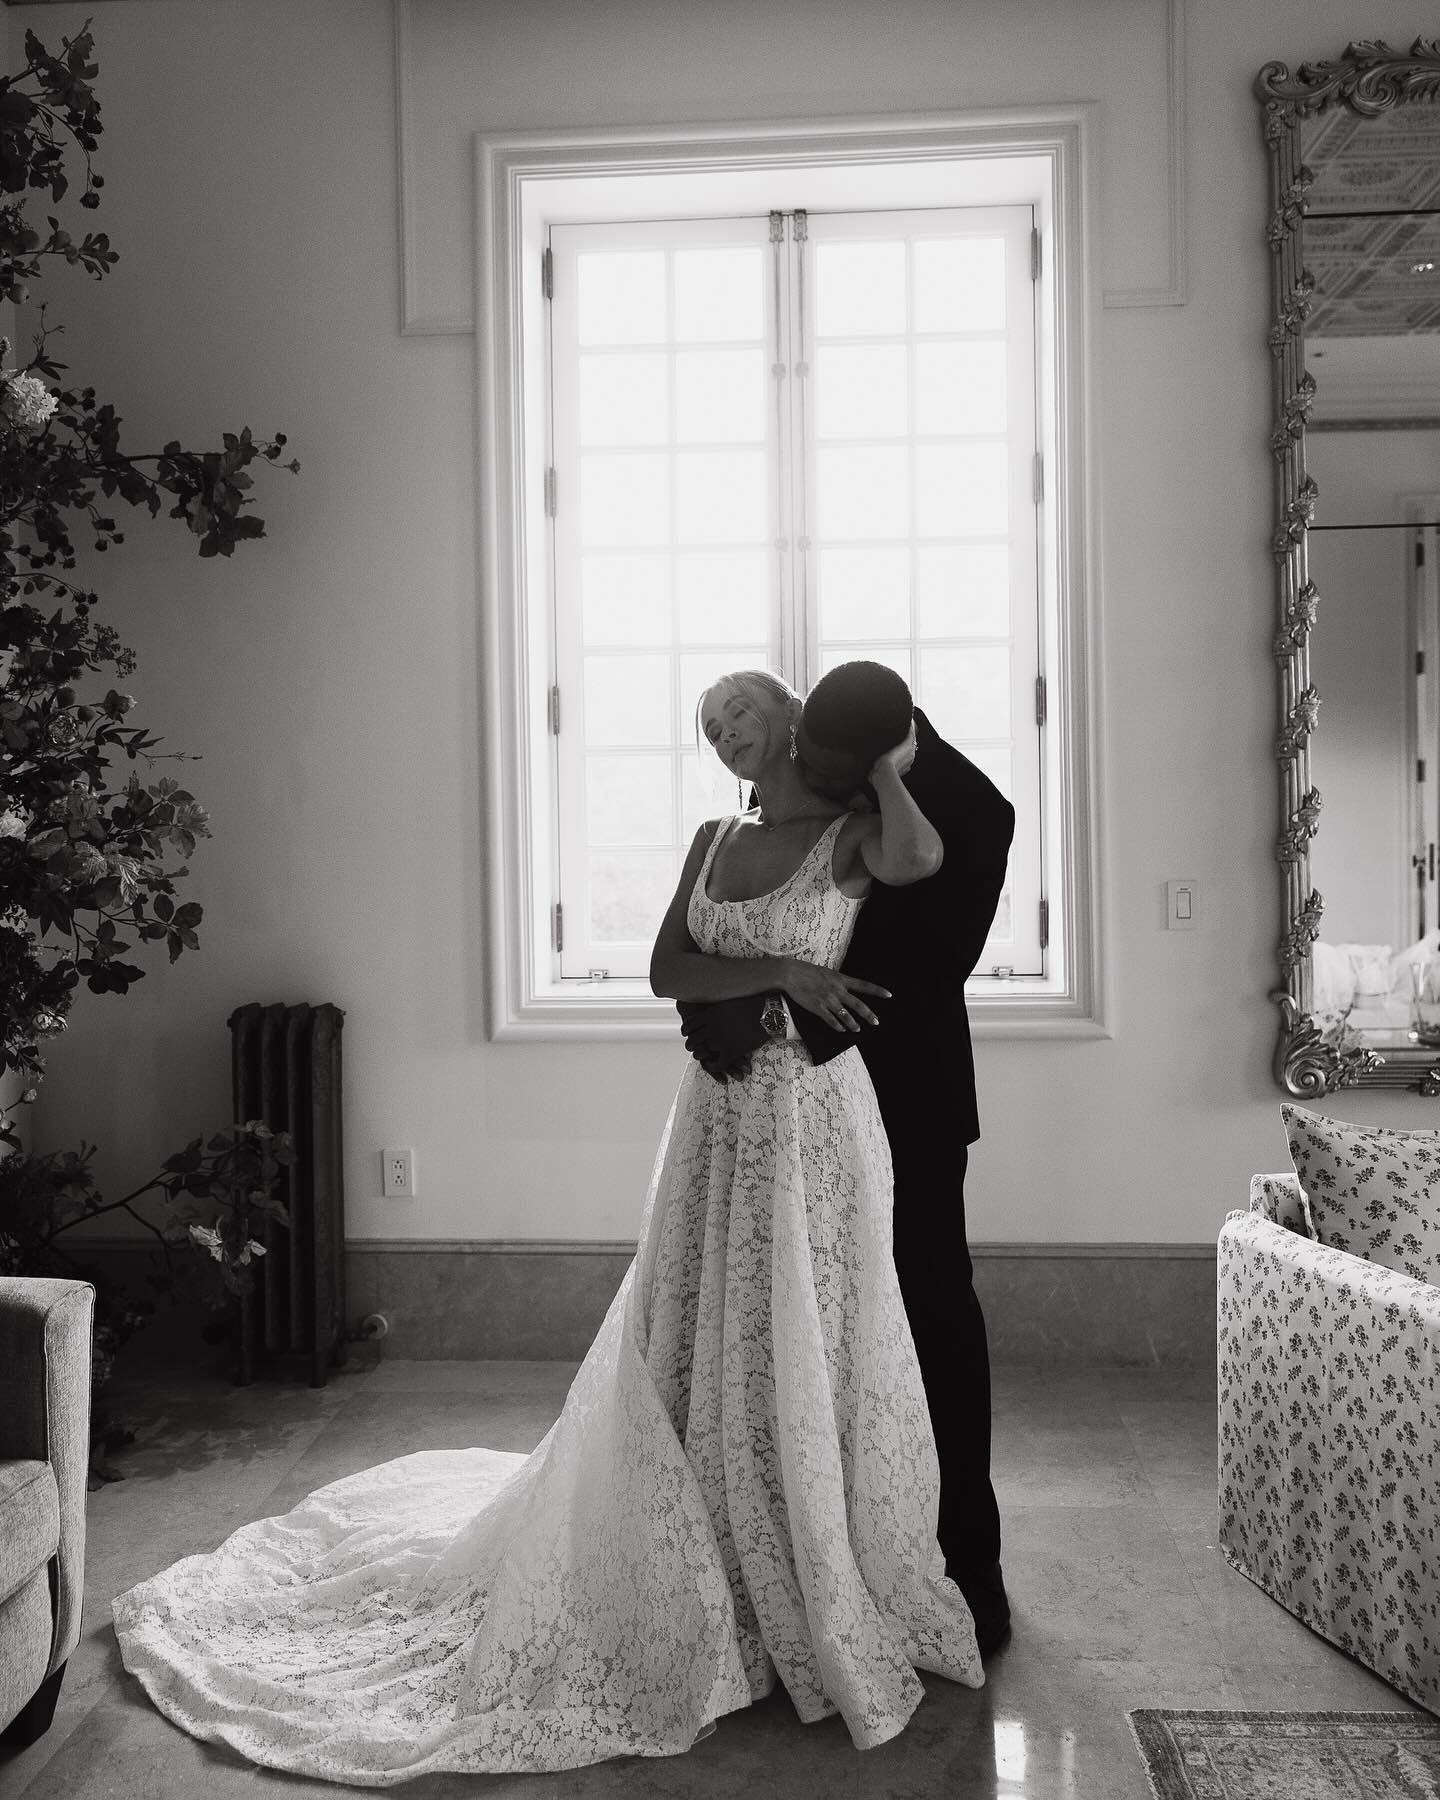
[1248,1172,1308,1233]
[1281,1103,1440,1286]
[0,1461,59,1610]
[0,1277,94,1697]
[0,1569,54,1735]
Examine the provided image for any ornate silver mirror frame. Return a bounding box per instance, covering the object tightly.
[1259,40,1440,1097]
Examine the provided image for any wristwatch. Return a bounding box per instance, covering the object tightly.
[760,994,788,1039]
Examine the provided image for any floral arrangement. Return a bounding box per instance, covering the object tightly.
[0,23,301,1394]
[1,22,298,1121]
[1,367,57,434]
[0,1120,293,1362]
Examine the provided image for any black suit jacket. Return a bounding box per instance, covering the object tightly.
[791,708,1015,1149]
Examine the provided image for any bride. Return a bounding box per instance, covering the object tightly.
[112,666,982,1786]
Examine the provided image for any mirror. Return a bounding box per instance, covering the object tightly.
[1258,41,1440,1094]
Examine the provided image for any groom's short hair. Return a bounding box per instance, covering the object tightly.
[796,661,913,780]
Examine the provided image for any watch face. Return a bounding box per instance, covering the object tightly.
[761,996,787,1038]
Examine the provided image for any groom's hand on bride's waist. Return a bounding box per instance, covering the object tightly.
[677,996,771,1083]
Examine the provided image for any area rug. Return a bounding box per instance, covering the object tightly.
[1128,1710,1440,1800]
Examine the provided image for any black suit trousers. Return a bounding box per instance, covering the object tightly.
[887,1139,1002,1585]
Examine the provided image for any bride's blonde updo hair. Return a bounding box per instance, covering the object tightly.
[695,668,800,759]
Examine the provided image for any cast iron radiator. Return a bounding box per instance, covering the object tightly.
[226,1002,346,1385]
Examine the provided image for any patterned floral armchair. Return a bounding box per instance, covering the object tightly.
[1217,1176,1440,1716]
[0,1278,93,1748]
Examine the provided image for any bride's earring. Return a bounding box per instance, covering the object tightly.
[737,778,745,809]
[788,723,799,762]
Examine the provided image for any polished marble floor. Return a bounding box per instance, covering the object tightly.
[0,1356,1419,1800]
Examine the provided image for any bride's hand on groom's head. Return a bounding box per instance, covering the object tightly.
[869,723,918,784]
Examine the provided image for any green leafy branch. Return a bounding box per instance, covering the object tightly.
[0,1122,293,1291]
[4,316,299,572]
[0,19,109,307]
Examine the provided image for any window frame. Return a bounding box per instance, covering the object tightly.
[477,110,1107,1041]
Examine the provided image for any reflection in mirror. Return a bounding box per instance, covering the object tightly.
[1300,98,1440,1053]
[1259,41,1440,1093]
[1302,104,1440,369]
[1304,103,1440,1050]
[1306,427,1440,523]
[1303,102,1440,520]
[1307,521,1440,1049]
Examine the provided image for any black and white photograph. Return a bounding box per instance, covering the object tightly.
[2,3,1440,1797]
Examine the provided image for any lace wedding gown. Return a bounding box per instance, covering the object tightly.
[113,813,982,1785]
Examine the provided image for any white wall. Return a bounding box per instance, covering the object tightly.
[24,0,1440,1251]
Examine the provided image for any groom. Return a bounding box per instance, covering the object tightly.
[678,661,1015,1656]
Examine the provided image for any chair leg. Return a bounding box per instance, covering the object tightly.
[1,1663,66,1750]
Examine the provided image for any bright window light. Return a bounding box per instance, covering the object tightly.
[549,205,1044,981]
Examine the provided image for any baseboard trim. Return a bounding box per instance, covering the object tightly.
[342,1238,1219,1260]
[73,1235,1219,1367]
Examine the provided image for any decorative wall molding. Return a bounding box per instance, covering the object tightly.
[392,0,1188,335]
[394,0,465,337]
[1102,0,1187,308]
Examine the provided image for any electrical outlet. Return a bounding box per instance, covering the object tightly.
[382,1148,415,1197]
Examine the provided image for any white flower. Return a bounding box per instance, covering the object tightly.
[0,806,27,840]
[188,1222,226,1262]
[188,1223,268,1266]
[0,371,57,434]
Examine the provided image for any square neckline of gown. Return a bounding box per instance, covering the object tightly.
[701,811,857,907]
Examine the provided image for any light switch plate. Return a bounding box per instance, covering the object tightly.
[1166,879,1198,930]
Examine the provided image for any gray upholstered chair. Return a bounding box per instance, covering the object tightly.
[0,1277,93,1749]
[1219,1176,1440,1717]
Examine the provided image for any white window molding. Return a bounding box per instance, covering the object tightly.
[476,110,1107,1041]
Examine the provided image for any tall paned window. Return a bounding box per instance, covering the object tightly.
[548,205,1043,984]
[549,219,779,980]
